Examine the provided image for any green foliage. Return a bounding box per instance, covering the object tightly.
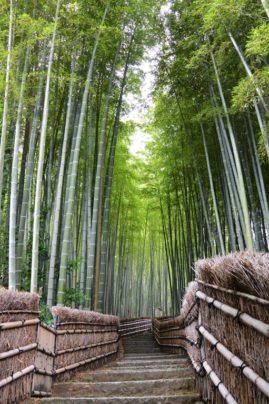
[246,24,269,61]
[39,301,53,325]
[63,288,85,307]
[232,67,269,110]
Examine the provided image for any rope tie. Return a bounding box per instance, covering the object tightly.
[211,340,219,350]
[239,363,247,373]
[234,310,242,324]
[217,380,222,388]
[208,298,216,308]
[196,337,202,348]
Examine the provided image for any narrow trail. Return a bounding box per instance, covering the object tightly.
[39,332,202,403]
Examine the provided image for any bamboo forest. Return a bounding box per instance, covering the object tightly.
[0,0,269,318]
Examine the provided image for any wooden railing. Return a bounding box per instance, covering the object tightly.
[0,304,155,402]
[32,307,120,397]
[119,317,152,337]
[153,277,269,404]
[0,301,120,403]
[0,294,40,404]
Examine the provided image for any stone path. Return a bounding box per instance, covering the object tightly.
[40,332,202,403]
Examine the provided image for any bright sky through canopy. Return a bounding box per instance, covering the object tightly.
[126,3,171,157]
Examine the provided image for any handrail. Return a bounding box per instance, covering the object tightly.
[119,318,152,337]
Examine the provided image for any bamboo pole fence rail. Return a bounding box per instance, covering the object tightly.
[1,251,269,404]
[32,307,120,396]
[153,252,269,404]
[119,317,152,337]
[0,291,121,403]
[0,290,40,403]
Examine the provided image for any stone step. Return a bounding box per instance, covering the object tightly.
[124,354,181,359]
[123,348,159,350]
[114,358,188,367]
[123,346,159,349]
[40,394,202,403]
[123,351,161,354]
[123,348,160,351]
[107,365,186,372]
[52,378,195,398]
[123,342,158,346]
[77,367,193,382]
[123,343,158,346]
[123,341,159,347]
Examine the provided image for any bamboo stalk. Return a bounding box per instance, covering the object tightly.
[56,338,119,355]
[0,343,37,360]
[37,346,55,357]
[156,325,185,333]
[119,323,152,331]
[197,280,269,306]
[0,318,39,330]
[119,322,152,330]
[203,360,237,404]
[56,328,117,335]
[0,365,34,388]
[57,322,117,327]
[120,326,152,336]
[153,329,198,347]
[55,351,117,374]
[32,391,52,397]
[199,326,269,398]
[154,332,202,374]
[0,310,39,315]
[196,291,269,337]
[119,319,152,326]
[40,323,57,334]
[35,368,53,377]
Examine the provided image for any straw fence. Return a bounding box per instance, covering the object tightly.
[153,251,269,404]
[31,307,120,397]
[0,293,120,403]
[0,289,40,403]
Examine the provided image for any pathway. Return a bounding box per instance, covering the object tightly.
[39,332,202,403]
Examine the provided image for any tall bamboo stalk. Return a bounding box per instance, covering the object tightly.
[47,55,75,307]
[57,5,109,305]
[86,46,118,310]
[211,51,253,250]
[0,0,13,223]
[9,47,30,291]
[261,0,269,19]
[31,0,61,293]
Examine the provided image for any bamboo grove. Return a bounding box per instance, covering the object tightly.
[0,0,165,313]
[144,0,269,314]
[1,0,269,317]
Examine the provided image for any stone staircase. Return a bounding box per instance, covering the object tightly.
[39,332,202,403]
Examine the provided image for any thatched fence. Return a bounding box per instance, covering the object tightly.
[153,251,269,404]
[32,307,119,398]
[0,295,120,403]
[0,290,40,403]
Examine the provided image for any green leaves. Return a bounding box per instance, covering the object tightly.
[232,67,269,110]
[246,24,269,61]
